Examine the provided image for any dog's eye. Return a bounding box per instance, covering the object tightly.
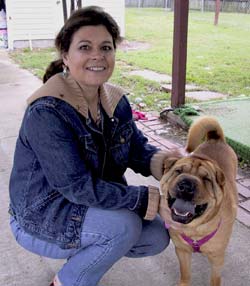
[203,176,211,183]
[174,168,182,175]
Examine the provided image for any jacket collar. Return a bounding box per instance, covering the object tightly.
[27,73,126,119]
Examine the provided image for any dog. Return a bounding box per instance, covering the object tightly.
[160,116,238,286]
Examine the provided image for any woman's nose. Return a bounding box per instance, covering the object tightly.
[90,48,104,60]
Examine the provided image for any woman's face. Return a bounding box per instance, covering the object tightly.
[63,25,115,88]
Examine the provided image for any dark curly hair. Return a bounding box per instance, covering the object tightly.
[43,6,122,83]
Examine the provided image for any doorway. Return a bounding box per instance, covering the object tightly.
[0,0,7,48]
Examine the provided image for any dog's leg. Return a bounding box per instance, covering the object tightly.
[175,247,192,286]
[207,253,224,286]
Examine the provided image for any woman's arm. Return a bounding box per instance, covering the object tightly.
[24,104,148,216]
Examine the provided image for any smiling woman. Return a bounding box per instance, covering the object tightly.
[62,25,116,93]
[8,5,185,286]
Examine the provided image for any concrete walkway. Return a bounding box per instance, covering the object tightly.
[0,49,250,286]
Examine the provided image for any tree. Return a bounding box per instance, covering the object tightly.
[201,0,205,13]
[77,0,82,9]
[214,0,221,25]
[138,0,145,8]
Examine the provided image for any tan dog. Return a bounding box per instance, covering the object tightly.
[160,116,238,286]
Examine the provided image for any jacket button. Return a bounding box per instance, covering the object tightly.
[71,216,81,222]
[67,243,77,248]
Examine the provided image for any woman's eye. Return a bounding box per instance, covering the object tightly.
[102,46,113,51]
[79,45,90,50]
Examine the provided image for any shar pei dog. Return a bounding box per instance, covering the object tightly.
[160,116,238,286]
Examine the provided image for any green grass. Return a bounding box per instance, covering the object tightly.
[10,47,57,79]
[121,8,250,96]
[10,8,250,111]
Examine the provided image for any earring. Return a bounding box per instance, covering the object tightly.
[62,65,69,78]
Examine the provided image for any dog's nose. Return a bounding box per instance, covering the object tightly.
[176,179,196,200]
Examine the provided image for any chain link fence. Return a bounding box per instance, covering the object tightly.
[190,0,250,13]
[125,0,250,13]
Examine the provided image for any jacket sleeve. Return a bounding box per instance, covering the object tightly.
[24,104,148,216]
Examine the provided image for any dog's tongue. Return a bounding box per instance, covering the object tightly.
[172,199,196,216]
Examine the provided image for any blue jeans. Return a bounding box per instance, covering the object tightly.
[10,208,169,286]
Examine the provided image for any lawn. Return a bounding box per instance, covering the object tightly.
[10,8,250,111]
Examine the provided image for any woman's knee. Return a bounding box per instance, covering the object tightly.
[126,215,170,258]
[119,209,143,243]
[107,209,143,249]
[82,208,143,250]
[147,216,170,253]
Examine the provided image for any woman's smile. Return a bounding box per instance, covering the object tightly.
[86,66,106,72]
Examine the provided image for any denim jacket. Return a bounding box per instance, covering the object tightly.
[9,76,159,249]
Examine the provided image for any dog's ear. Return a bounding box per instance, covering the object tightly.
[215,167,226,188]
[163,157,179,173]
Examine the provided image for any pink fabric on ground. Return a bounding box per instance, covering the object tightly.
[132,110,148,121]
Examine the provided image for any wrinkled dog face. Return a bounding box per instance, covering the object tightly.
[161,157,225,224]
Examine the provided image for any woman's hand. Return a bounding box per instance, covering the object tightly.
[150,148,188,181]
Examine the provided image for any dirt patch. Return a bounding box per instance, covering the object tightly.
[118,40,151,51]
[156,122,188,147]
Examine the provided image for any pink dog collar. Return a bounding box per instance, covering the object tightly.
[181,220,222,253]
[165,220,222,253]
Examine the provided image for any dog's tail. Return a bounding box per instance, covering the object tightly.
[186,116,225,153]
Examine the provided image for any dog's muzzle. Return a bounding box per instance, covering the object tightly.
[168,178,208,224]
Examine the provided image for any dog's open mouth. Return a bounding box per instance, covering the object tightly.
[168,195,208,224]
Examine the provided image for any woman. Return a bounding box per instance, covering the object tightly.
[9,6,181,286]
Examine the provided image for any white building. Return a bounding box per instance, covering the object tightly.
[5,0,125,50]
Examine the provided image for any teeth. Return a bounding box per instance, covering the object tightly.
[87,67,105,71]
[173,208,190,217]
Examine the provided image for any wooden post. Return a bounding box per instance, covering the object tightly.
[214,0,221,26]
[171,0,189,108]
[62,0,67,23]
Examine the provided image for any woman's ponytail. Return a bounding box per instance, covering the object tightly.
[43,59,64,83]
